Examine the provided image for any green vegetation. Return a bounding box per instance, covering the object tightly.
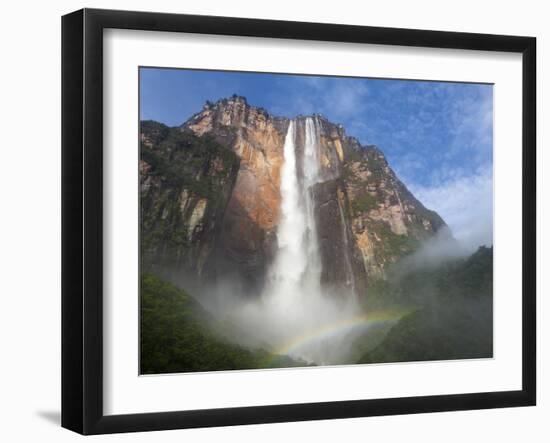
[140,273,308,374]
[443,245,493,297]
[343,145,364,164]
[361,278,392,310]
[350,191,378,215]
[140,121,240,270]
[383,226,420,256]
[341,145,387,184]
[370,222,421,263]
[140,120,170,145]
[362,147,388,182]
[141,122,239,199]
[390,245,493,303]
[359,302,492,363]
[358,246,493,363]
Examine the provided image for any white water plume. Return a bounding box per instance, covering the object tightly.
[266,118,323,307]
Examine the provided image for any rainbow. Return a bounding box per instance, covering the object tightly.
[266,308,411,366]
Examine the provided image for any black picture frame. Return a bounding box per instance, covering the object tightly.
[62,8,537,435]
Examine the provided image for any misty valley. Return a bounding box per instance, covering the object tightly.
[139,95,493,374]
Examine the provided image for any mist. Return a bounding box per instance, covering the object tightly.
[196,276,366,365]
[191,224,493,367]
[194,118,371,365]
[389,227,467,278]
[163,116,492,368]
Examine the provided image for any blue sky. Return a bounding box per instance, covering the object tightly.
[140,67,493,250]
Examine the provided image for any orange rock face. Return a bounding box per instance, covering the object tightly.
[184,97,289,290]
[187,97,286,233]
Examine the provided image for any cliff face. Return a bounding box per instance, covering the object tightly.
[183,97,288,290]
[141,95,449,294]
[341,144,447,283]
[140,121,240,284]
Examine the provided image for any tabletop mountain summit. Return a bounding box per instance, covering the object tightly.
[140,94,450,297]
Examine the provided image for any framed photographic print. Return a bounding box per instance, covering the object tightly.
[61,8,536,435]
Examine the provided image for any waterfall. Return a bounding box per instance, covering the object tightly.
[266,117,322,304]
[301,118,323,292]
[336,196,357,297]
[242,116,361,365]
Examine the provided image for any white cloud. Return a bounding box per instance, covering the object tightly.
[409,167,493,252]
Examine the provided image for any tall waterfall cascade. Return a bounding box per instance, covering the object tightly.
[252,117,362,365]
[266,117,323,305]
[266,116,357,302]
